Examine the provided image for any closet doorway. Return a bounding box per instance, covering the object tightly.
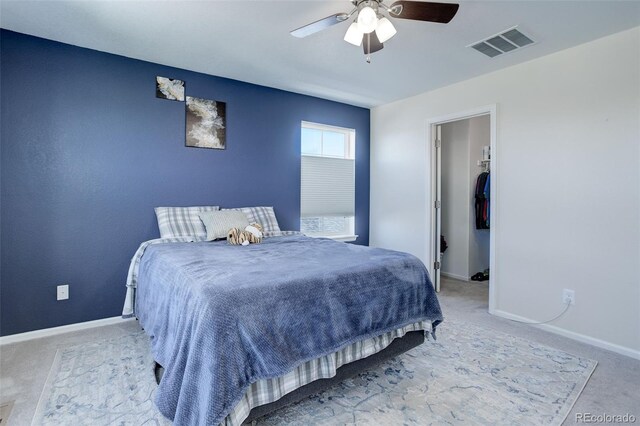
[428,106,497,312]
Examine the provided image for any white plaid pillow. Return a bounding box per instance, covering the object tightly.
[154,206,219,238]
[224,206,281,233]
[199,210,249,241]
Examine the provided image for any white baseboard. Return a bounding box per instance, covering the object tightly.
[0,316,135,346]
[441,272,470,282]
[491,309,640,361]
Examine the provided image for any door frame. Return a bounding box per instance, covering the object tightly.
[427,104,497,314]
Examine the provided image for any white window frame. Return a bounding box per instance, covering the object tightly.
[301,121,356,160]
[301,121,357,242]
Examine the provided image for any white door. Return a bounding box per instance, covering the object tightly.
[434,125,442,292]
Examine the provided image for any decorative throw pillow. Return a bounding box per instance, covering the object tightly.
[199,210,250,241]
[154,206,219,239]
[223,206,281,234]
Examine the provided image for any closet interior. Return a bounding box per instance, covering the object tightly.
[439,115,491,286]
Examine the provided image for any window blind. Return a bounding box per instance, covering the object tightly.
[301,156,355,217]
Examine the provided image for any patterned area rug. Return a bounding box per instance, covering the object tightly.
[33,332,169,426]
[32,321,596,425]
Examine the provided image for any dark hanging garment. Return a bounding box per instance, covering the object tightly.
[475,172,490,229]
[440,235,448,253]
[483,173,490,228]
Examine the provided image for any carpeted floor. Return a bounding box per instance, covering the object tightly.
[1,277,639,425]
[30,320,596,425]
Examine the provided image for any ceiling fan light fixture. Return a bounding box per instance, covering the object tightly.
[375,17,397,43]
[291,1,460,62]
[357,6,378,34]
[344,22,363,46]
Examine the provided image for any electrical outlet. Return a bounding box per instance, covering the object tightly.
[562,289,575,305]
[57,284,69,301]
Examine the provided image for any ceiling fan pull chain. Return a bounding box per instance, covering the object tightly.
[366,33,372,63]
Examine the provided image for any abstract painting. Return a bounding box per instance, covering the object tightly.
[185,96,226,149]
[156,76,185,101]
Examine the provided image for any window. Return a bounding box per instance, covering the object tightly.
[301,122,356,241]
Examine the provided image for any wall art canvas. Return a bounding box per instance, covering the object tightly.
[156,76,185,101]
[185,96,226,149]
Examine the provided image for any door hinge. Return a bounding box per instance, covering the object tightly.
[434,261,441,270]
[435,139,441,148]
[434,200,441,209]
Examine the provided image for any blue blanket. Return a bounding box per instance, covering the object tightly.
[135,235,443,425]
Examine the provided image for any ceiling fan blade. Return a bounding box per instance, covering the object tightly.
[389,1,459,23]
[290,13,348,38]
[363,32,384,55]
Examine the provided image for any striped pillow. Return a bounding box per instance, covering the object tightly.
[199,210,250,241]
[224,206,281,233]
[154,206,219,239]
[263,230,302,238]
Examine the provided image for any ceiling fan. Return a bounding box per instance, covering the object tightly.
[291,0,460,62]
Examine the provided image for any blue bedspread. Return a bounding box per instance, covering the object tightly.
[135,235,443,425]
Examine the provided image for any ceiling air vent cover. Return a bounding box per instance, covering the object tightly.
[469,27,535,58]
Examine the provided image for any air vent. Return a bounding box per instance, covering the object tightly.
[469,27,535,58]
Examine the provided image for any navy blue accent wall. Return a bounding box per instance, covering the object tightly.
[0,30,370,336]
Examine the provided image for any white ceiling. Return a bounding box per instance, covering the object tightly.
[2,1,639,107]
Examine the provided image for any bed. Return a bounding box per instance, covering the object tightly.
[126,233,443,425]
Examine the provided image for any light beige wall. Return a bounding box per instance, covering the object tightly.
[440,119,471,279]
[467,116,490,276]
[370,27,640,357]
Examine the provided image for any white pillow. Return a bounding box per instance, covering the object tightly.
[154,206,219,239]
[199,210,250,241]
[223,206,281,233]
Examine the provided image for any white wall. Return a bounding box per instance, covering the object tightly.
[467,116,491,276]
[441,119,471,279]
[370,27,640,357]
